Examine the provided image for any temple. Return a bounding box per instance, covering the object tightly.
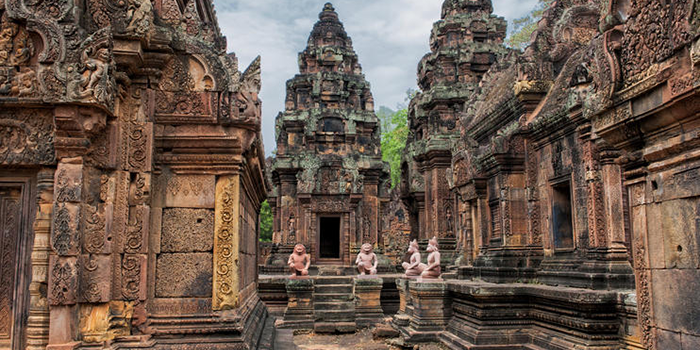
[400,0,510,266]
[1,0,700,348]
[265,3,390,271]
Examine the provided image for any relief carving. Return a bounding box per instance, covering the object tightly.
[125,205,148,254]
[82,203,106,254]
[48,256,77,305]
[129,172,150,205]
[121,254,144,301]
[213,176,240,310]
[52,203,80,256]
[78,254,111,303]
[55,164,82,203]
[67,28,116,108]
[0,109,55,165]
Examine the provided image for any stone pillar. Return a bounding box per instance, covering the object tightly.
[354,277,383,327]
[25,168,54,350]
[401,280,451,343]
[282,279,315,329]
[48,158,84,350]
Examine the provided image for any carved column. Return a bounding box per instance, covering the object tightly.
[213,175,240,311]
[48,157,84,348]
[581,131,606,250]
[627,179,654,349]
[599,142,629,254]
[25,168,54,350]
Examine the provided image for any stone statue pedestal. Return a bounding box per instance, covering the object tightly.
[394,279,451,343]
[281,278,314,329]
[354,277,383,327]
[392,278,412,328]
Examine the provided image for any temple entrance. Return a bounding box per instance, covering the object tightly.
[318,216,341,260]
[0,180,31,350]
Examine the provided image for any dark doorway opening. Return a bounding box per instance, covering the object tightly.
[552,181,574,249]
[319,217,340,259]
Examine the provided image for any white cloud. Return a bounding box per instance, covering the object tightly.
[214,0,537,155]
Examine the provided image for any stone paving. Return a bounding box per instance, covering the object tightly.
[276,328,448,350]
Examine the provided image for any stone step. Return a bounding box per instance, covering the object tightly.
[314,309,356,321]
[313,292,354,302]
[314,301,354,311]
[314,284,353,294]
[314,321,356,334]
[314,276,354,285]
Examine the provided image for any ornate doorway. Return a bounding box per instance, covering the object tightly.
[0,179,33,350]
[318,216,341,262]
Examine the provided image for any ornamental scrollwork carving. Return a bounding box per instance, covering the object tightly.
[0,110,55,165]
[82,204,105,254]
[121,254,142,301]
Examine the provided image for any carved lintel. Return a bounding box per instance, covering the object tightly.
[213,175,240,311]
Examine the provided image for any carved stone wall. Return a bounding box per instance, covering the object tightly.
[396,0,699,348]
[0,0,269,347]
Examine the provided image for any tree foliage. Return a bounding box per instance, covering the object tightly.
[506,0,555,50]
[381,108,409,188]
[259,200,272,242]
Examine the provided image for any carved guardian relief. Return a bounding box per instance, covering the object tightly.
[67,28,116,109]
[221,56,262,124]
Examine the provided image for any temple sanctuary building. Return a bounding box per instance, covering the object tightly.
[266,3,391,269]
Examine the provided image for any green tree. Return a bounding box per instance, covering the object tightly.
[506,0,555,50]
[381,108,409,188]
[258,200,272,242]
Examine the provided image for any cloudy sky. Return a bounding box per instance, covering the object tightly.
[213,0,538,155]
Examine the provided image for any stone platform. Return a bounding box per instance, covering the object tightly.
[391,278,641,349]
[266,274,394,333]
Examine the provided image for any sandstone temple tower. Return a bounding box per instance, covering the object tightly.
[400,0,509,260]
[268,3,390,268]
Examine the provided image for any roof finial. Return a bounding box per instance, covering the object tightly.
[323,2,334,11]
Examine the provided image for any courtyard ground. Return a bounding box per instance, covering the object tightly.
[274,327,449,350]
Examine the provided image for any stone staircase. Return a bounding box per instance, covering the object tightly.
[313,276,356,333]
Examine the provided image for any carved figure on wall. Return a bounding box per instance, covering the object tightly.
[355,243,377,275]
[235,56,261,123]
[126,0,154,35]
[362,215,371,241]
[288,243,310,278]
[445,203,453,237]
[0,17,32,67]
[421,236,441,279]
[402,239,424,277]
[287,213,296,243]
[72,38,114,105]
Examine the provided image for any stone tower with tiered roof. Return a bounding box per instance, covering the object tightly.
[267,3,390,268]
[399,0,510,263]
